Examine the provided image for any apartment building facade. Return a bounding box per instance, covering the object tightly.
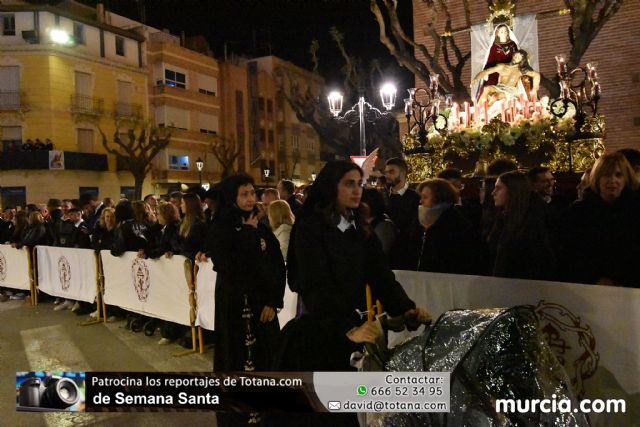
[0,0,148,207]
[0,1,325,206]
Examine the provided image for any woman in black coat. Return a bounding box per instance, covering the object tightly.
[91,207,116,251]
[488,171,556,280]
[111,201,153,257]
[177,193,207,261]
[207,173,286,371]
[146,203,183,259]
[279,160,430,372]
[560,152,640,287]
[17,211,51,249]
[414,179,484,274]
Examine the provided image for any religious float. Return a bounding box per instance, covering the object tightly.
[402,4,605,182]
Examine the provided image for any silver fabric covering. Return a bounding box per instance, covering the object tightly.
[367,307,590,427]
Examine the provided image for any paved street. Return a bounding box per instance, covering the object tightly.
[0,298,217,426]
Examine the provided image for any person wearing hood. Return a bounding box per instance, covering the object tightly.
[203,173,286,371]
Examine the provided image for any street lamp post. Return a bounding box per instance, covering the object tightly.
[195,157,204,185]
[263,167,271,184]
[328,83,397,157]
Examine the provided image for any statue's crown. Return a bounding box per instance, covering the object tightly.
[486,0,515,34]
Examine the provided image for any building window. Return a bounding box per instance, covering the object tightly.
[1,14,15,36]
[198,112,219,134]
[1,125,22,151]
[164,69,186,88]
[0,66,20,109]
[260,129,266,143]
[258,97,265,112]
[267,100,273,114]
[120,186,135,200]
[0,187,26,210]
[73,22,85,44]
[115,36,125,56]
[198,74,217,96]
[169,155,189,170]
[291,135,299,149]
[77,128,94,152]
[268,130,274,144]
[79,187,99,198]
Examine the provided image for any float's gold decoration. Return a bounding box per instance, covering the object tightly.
[403,114,605,179]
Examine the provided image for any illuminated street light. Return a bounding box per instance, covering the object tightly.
[195,157,204,185]
[50,28,72,45]
[327,83,396,156]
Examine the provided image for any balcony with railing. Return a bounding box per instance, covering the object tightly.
[0,91,26,111]
[114,102,143,120]
[0,150,108,171]
[70,94,104,116]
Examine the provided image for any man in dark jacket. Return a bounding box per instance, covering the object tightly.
[0,207,16,243]
[79,193,104,233]
[384,157,420,269]
[67,208,92,249]
[277,179,303,215]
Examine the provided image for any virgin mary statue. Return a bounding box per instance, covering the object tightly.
[471,15,539,101]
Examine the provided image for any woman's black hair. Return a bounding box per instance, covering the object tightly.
[361,188,386,220]
[114,200,134,224]
[299,161,371,237]
[300,160,363,219]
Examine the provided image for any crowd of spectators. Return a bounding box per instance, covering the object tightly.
[0,148,638,365]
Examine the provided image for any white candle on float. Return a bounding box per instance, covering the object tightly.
[464,102,470,127]
[483,100,489,125]
[555,55,566,75]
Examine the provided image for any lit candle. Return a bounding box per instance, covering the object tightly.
[555,55,566,75]
[501,102,506,122]
[593,82,601,97]
[523,100,529,119]
[511,99,516,122]
[452,102,459,122]
[529,90,537,104]
[464,102,470,127]
[430,74,440,91]
[586,63,598,81]
[404,99,412,116]
[483,100,489,124]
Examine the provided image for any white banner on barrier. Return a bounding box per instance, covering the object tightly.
[36,246,97,303]
[101,251,191,326]
[195,260,216,330]
[194,259,298,331]
[0,244,31,291]
[393,271,640,423]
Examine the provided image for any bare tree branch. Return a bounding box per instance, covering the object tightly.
[100,120,170,200]
[209,134,241,179]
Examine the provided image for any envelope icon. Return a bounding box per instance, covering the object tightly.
[328,401,341,410]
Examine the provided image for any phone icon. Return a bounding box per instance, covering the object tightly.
[357,385,367,396]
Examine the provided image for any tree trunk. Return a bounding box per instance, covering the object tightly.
[133,173,145,201]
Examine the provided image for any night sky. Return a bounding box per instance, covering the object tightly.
[82,0,415,95]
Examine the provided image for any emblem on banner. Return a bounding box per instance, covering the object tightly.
[0,251,6,281]
[535,300,599,397]
[58,256,71,291]
[131,258,150,302]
